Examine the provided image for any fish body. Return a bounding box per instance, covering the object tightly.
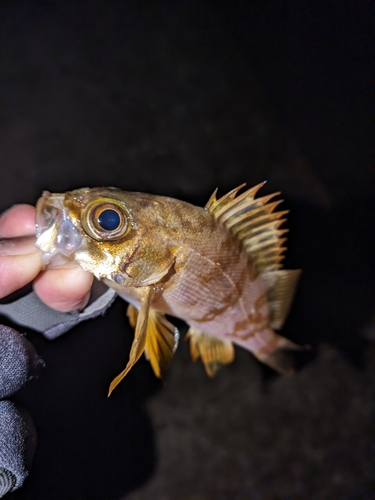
[35,184,301,393]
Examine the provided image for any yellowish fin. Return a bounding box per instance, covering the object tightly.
[206,182,289,273]
[108,286,155,396]
[127,304,179,379]
[186,327,235,377]
[262,269,301,330]
[126,302,138,328]
[207,183,301,331]
[109,291,179,395]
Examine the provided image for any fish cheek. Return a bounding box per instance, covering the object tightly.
[74,240,113,278]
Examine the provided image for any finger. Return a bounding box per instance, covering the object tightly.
[0,251,43,299]
[33,265,94,312]
[0,205,36,238]
[0,235,36,256]
[0,205,41,298]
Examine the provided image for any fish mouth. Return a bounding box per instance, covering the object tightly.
[35,191,83,264]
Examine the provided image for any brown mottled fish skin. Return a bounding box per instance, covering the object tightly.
[149,204,269,354]
[63,188,269,345]
[35,185,301,392]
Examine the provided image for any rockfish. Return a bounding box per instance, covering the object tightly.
[35,183,301,394]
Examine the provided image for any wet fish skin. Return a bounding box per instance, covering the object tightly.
[35,184,301,394]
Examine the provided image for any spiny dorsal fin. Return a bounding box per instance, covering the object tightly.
[206,182,287,274]
[205,182,263,216]
[206,183,301,328]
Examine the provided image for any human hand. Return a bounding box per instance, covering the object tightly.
[0,204,93,312]
[0,204,94,496]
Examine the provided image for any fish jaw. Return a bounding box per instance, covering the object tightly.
[35,191,83,265]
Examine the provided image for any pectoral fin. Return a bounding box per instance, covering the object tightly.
[186,327,235,377]
[108,287,155,396]
[127,304,179,379]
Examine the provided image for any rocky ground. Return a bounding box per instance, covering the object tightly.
[0,1,373,499]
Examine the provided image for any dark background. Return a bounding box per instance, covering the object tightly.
[0,1,374,499]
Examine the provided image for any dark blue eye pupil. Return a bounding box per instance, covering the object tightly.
[98,209,121,231]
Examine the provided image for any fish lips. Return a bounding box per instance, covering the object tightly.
[35,191,83,264]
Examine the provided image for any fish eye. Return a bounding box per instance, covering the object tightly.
[98,209,121,231]
[83,199,130,241]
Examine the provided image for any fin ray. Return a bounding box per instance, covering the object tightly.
[145,310,179,379]
[186,327,235,377]
[206,182,264,219]
[206,183,289,276]
[126,303,179,380]
[206,183,301,326]
[262,270,301,329]
[218,192,281,226]
[108,287,155,396]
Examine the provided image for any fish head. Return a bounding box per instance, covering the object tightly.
[35,187,175,287]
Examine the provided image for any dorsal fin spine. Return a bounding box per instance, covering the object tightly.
[243,235,288,255]
[209,182,264,218]
[205,182,301,328]
[224,201,286,231]
[243,226,289,242]
[217,192,281,224]
[228,208,281,232]
[231,210,288,236]
[210,183,247,214]
[205,188,218,211]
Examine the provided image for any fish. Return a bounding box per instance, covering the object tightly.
[35,183,302,395]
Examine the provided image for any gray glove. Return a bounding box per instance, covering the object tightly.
[0,284,117,496]
[0,326,42,497]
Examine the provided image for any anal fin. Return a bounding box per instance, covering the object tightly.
[186,327,235,377]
